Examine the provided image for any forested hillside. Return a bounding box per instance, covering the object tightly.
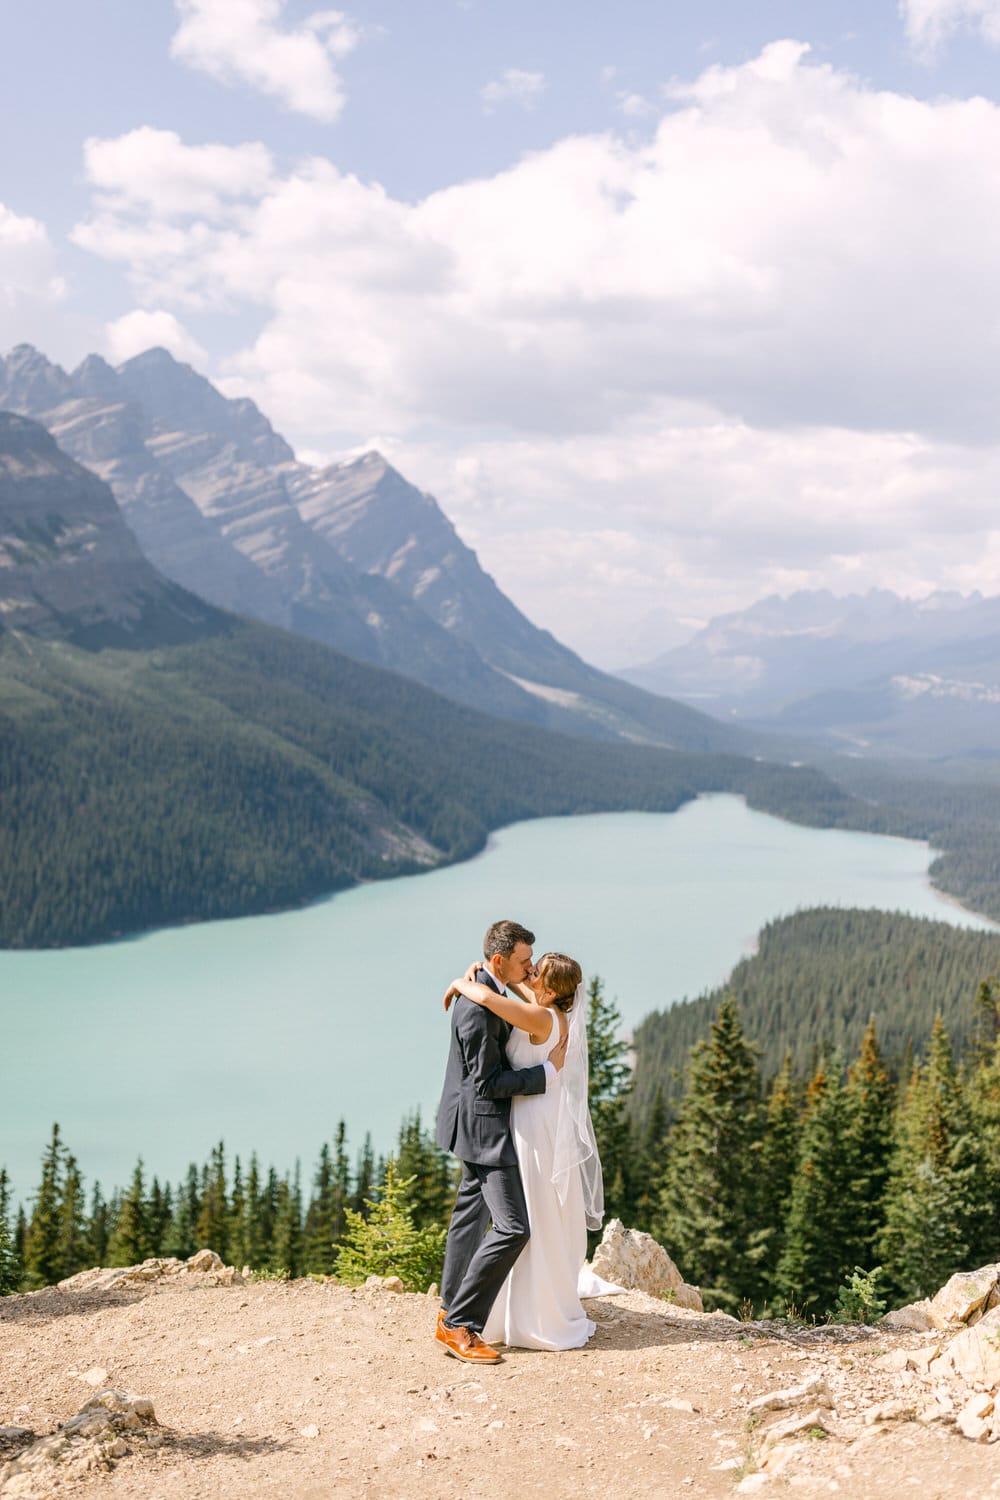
[0,622,852,948]
[819,756,1000,922]
[630,907,1000,1122]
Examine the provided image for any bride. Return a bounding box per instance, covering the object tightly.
[444,952,622,1351]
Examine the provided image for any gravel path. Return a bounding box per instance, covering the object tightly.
[2,1272,999,1499]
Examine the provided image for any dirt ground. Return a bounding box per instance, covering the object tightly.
[2,1272,999,1499]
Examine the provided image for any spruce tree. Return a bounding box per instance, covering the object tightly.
[58,1154,89,1279]
[755,1053,799,1276]
[271,1167,304,1277]
[878,1017,985,1302]
[585,975,633,1219]
[775,1057,862,1315]
[967,1023,1000,1267]
[87,1184,110,1267]
[164,1166,200,1260]
[25,1124,66,1288]
[630,1085,669,1233]
[0,1169,21,1295]
[842,1019,895,1265]
[353,1136,375,1218]
[303,1144,339,1275]
[108,1161,150,1266]
[14,1207,27,1272]
[195,1143,229,1258]
[332,1123,351,1242]
[655,995,765,1309]
[235,1155,272,1271]
[394,1111,456,1230]
[334,1158,446,1291]
[228,1158,247,1268]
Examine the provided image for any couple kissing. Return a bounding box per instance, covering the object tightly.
[434,919,622,1363]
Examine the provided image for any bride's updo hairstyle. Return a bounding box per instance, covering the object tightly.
[537,952,583,1012]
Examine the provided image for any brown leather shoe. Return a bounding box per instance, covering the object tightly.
[435,1321,502,1363]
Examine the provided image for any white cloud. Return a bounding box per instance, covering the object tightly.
[171,0,359,121]
[0,202,66,349]
[901,0,1000,55]
[388,414,1000,666]
[615,91,655,118]
[104,309,208,365]
[70,43,1000,651]
[0,204,65,304]
[79,127,274,217]
[481,68,546,113]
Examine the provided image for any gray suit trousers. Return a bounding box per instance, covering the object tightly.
[440,1159,530,1334]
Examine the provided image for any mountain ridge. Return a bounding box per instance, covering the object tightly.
[620,586,1000,758]
[0,341,744,754]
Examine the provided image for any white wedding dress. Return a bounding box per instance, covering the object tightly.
[482,1014,623,1351]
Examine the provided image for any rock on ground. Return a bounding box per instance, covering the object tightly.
[590,1219,703,1310]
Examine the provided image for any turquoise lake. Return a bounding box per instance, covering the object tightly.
[2,793,994,1201]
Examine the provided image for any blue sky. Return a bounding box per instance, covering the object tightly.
[4,1,1000,663]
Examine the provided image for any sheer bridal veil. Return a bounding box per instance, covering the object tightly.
[551,981,605,1230]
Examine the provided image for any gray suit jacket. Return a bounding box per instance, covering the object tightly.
[435,969,547,1167]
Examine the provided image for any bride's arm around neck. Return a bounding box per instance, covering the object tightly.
[445,977,555,1040]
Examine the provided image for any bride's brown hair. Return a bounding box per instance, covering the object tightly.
[536,952,583,1012]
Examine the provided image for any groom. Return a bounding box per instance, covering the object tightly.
[434,918,567,1363]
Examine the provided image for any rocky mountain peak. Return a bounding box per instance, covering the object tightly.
[72,353,125,402]
[0,344,74,413]
[116,348,294,466]
[0,410,221,647]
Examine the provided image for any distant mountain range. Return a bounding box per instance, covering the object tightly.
[621,589,1000,759]
[0,342,739,756]
[0,411,847,946]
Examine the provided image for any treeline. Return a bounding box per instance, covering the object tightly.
[630,908,1000,1122]
[5,972,1000,1320]
[822,757,1000,924]
[0,623,857,947]
[0,1113,455,1297]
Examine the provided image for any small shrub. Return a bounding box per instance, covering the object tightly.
[333,1159,446,1293]
[834,1266,887,1325]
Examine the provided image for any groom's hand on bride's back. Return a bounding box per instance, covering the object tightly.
[548,1032,569,1071]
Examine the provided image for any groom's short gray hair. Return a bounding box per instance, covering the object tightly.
[483,919,535,960]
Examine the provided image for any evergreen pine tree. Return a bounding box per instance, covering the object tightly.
[841,1019,896,1266]
[971,975,1000,1068]
[394,1111,456,1230]
[14,1207,27,1271]
[303,1144,339,1275]
[775,1057,862,1314]
[87,1184,110,1267]
[146,1178,172,1256]
[585,976,633,1219]
[332,1123,351,1243]
[630,1085,669,1233]
[353,1136,375,1218]
[228,1158,247,1268]
[108,1161,150,1266]
[654,995,765,1310]
[0,1169,21,1295]
[334,1158,447,1291]
[271,1167,304,1277]
[878,1017,985,1301]
[25,1124,66,1288]
[163,1166,200,1260]
[57,1154,89,1279]
[967,1015,1000,1267]
[236,1155,272,1271]
[195,1143,229,1258]
[755,1053,799,1278]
